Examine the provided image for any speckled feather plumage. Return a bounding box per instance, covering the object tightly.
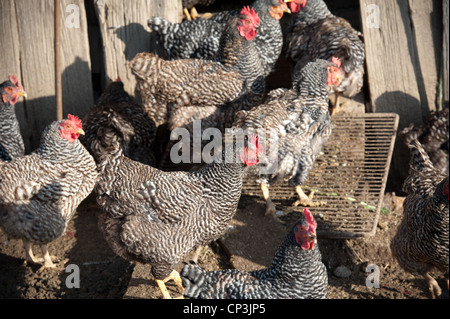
[148,0,285,77]
[80,80,156,165]
[233,59,333,187]
[286,0,365,97]
[133,12,266,128]
[0,80,25,162]
[181,217,328,299]
[132,22,265,160]
[399,107,449,176]
[0,120,98,245]
[390,139,449,285]
[96,144,247,280]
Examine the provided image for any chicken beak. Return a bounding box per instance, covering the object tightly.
[19,91,27,98]
[77,128,85,135]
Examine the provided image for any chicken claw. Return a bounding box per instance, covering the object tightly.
[156,270,185,299]
[261,182,276,215]
[293,186,326,207]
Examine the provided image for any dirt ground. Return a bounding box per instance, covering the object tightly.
[0,190,447,300]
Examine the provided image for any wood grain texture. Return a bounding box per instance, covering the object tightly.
[93,0,182,97]
[359,0,444,191]
[360,0,443,127]
[360,0,422,128]
[408,0,442,116]
[1,0,93,151]
[443,0,449,108]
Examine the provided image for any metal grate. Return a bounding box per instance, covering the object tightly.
[242,113,399,238]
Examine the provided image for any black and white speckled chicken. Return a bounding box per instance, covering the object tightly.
[80,77,156,166]
[95,134,263,299]
[399,107,449,176]
[285,0,365,114]
[181,207,328,299]
[148,0,289,77]
[233,58,341,219]
[131,7,265,128]
[0,115,97,269]
[390,138,449,299]
[0,75,27,162]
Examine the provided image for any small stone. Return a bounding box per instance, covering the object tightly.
[333,266,352,278]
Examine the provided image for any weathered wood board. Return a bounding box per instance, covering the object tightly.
[0,0,94,151]
[360,0,444,191]
[443,0,449,108]
[93,0,182,97]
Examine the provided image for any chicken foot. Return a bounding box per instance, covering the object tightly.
[23,240,38,266]
[329,92,348,116]
[23,240,63,271]
[156,270,185,299]
[261,182,277,217]
[423,273,442,299]
[184,6,213,20]
[293,185,326,207]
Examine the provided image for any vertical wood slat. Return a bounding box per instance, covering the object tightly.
[359,0,423,128]
[408,0,442,116]
[359,0,444,191]
[360,0,443,127]
[443,0,449,108]
[0,0,94,151]
[93,0,182,97]
[55,0,63,121]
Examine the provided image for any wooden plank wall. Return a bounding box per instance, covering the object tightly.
[360,0,445,191]
[93,0,182,98]
[0,0,94,152]
[443,0,449,109]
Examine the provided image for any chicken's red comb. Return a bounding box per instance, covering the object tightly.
[67,114,82,129]
[331,57,342,68]
[241,6,260,26]
[115,76,121,82]
[303,208,316,230]
[8,75,20,87]
[248,134,264,154]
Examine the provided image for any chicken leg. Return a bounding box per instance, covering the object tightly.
[329,92,343,115]
[156,270,185,299]
[184,6,213,20]
[261,182,277,217]
[23,240,38,266]
[293,185,326,207]
[40,244,56,268]
[423,273,442,299]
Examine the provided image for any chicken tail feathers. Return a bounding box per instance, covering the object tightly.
[148,16,172,34]
[181,261,208,299]
[407,138,434,175]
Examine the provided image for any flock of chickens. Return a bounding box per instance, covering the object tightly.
[0,0,448,299]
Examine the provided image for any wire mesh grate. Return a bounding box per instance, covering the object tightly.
[241,113,399,238]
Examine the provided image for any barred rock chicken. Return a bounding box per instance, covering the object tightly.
[80,77,156,165]
[0,75,27,162]
[233,58,341,219]
[0,115,97,269]
[95,134,263,299]
[181,207,328,299]
[131,6,265,128]
[400,107,449,176]
[148,0,289,77]
[285,0,365,114]
[390,138,449,298]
